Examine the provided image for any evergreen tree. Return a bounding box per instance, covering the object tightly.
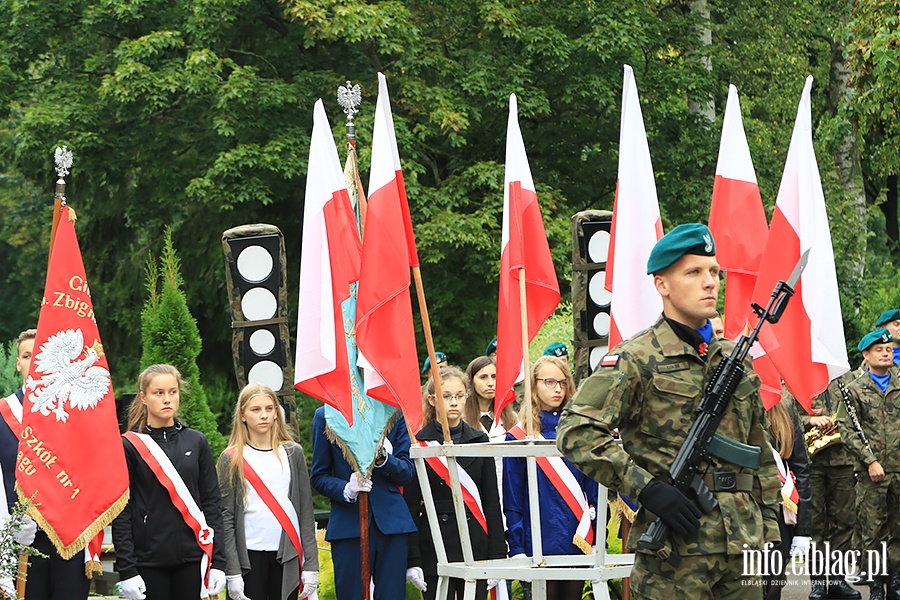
[0,338,20,396]
[141,228,226,456]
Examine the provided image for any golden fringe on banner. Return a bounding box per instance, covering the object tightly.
[611,495,638,524]
[17,485,129,565]
[324,409,402,477]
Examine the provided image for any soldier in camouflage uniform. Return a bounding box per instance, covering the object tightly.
[557,223,782,599]
[796,374,862,600]
[839,329,900,600]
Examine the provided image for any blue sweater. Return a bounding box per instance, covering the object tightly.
[502,410,599,556]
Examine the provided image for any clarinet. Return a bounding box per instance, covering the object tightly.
[837,379,875,458]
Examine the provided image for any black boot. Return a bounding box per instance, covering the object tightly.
[809,578,826,599]
[871,577,886,600]
[826,576,861,599]
[887,571,900,600]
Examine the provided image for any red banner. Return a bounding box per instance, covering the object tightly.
[17,205,129,558]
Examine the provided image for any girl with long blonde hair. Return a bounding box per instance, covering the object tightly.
[217,383,319,600]
[502,356,597,598]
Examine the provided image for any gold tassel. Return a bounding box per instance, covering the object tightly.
[85,560,102,579]
[572,534,593,555]
[780,492,798,516]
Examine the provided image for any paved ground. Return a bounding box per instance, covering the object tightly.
[779,568,871,600]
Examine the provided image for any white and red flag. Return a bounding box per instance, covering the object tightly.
[750,76,849,412]
[356,73,423,432]
[18,205,129,558]
[708,84,782,407]
[606,65,664,349]
[294,99,362,425]
[494,93,560,417]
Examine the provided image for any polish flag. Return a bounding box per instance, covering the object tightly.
[356,73,423,432]
[606,65,664,349]
[494,94,561,417]
[708,85,782,407]
[294,100,362,424]
[750,76,849,412]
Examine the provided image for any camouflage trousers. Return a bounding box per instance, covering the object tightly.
[630,552,763,599]
[856,471,900,571]
[809,465,856,555]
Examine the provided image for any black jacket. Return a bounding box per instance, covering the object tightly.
[404,420,507,576]
[112,421,227,579]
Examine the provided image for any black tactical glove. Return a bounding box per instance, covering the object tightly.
[638,479,702,537]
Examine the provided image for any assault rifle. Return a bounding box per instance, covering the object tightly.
[636,250,809,563]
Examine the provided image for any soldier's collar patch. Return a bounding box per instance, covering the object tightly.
[657,361,690,374]
[601,354,619,368]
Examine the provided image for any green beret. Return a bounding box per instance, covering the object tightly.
[422,351,448,374]
[857,329,893,352]
[485,337,497,356]
[646,223,716,274]
[875,309,900,327]
[543,342,568,357]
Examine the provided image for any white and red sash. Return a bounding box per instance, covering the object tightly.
[418,441,488,534]
[771,447,799,521]
[123,431,214,589]
[225,446,303,565]
[508,425,594,554]
[418,441,508,600]
[0,393,22,434]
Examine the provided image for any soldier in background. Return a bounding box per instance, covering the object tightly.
[557,223,782,599]
[798,374,862,600]
[873,309,900,365]
[839,330,900,600]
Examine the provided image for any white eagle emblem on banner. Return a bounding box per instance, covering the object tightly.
[26,328,111,422]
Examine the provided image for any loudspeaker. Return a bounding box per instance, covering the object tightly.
[572,210,613,385]
[222,224,295,422]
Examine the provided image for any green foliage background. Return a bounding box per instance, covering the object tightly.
[1,0,899,428]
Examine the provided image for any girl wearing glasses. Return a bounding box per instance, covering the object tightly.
[503,356,599,598]
[404,366,507,599]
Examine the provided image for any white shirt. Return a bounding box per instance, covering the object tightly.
[243,445,291,551]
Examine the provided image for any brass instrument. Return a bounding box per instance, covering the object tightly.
[804,413,841,458]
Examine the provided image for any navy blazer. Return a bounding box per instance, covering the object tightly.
[310,407,417,541]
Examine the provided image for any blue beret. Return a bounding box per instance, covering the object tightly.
[485,337,497,356]
[646,223,716,274]
[422,352,448,374]
[857,329,893,352]
[543,342,568,357]
[875,309,900,327]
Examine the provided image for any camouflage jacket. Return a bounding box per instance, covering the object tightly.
[796,372,860,468]
[557,316,781,556]
[839,369,900,472]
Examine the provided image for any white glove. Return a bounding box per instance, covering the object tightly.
[588,505,596,521]
[298,571,318,599]
[119,575,147,600]
[510,553,527,560]
[406,567,427,591]
[790,535,811,557]
[207,568,227,596]
[343,472,373,502]
[13,515,37,546]
[1,578,16,599]
[226,575,250,600]
[487,579,501,590]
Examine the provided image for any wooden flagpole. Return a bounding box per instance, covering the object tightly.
[413,267,452,443]
[519,268,533,437]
